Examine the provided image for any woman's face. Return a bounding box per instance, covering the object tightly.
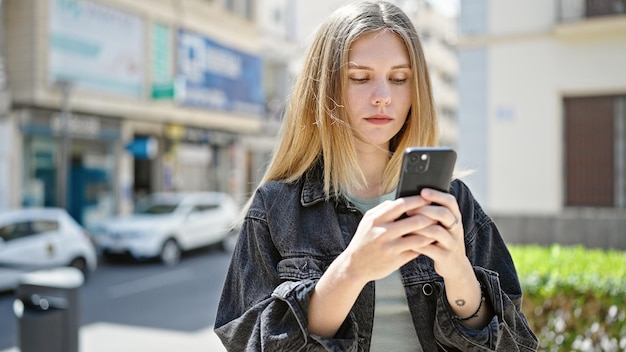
[346,30,412,151]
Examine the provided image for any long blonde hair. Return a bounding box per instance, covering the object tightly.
[260,1,437,200]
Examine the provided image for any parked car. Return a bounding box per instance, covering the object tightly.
[0,207,98,292]
[95,192,239,266]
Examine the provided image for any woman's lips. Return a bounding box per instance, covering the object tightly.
[365,114,393,125]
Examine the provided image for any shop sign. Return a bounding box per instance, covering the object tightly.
[125,136,158,159]
[166,124,234,145]
[151,23,174,100]
[151,81,175,100]
[176,29,264,116]
[51,113,100,137]
[48,0,144,96]
[19,109,120,141]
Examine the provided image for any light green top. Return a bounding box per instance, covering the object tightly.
[345,190,395,214]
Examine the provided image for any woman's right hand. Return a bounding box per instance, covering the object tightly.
[309,195,438,338]
[340,195,438,284]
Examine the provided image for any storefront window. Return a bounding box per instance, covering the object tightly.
[20,109,120,231]
[22,136,58,207]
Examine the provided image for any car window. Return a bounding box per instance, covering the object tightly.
[194,204,220,212]
[0,221,35,241]
[31,220,59,234]
[0,223,18,241]
[137,204,178,214]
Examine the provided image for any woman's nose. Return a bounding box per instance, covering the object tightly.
[372,81,391,106]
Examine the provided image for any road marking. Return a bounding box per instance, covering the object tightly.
[107,269,195,299]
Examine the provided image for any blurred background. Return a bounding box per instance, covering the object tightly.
[0,0,625,351]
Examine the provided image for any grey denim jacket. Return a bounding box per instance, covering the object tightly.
[215,165,539,351]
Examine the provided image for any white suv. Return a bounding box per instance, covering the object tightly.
[95,192,239,265]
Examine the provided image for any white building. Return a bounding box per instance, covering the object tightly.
[0,0,264,230]
[398,0,459,147]
[458,0,626,248]
[0,0,461,232]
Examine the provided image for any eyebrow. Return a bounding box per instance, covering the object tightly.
[347,62,411,70]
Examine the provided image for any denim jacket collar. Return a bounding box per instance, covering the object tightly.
[301,161,335,207]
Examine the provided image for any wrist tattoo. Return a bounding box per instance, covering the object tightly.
[454,282,486,321]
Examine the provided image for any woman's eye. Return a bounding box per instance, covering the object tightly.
[349,76,369,83]
[390,76,408,84]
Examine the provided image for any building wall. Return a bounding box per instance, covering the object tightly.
[459,0,626,215]
[6,0,262,133]
[459,0,626,248]
[491,32,626,214]
[1,0,266,230]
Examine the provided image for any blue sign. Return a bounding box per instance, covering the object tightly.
[125,137,158,159]
[177,29,264,116]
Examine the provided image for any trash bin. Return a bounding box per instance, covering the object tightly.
[13,267,84,352]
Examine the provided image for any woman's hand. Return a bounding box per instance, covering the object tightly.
[340,195,438,284]
[341,188,472,284]
[403,188,471,280]
[407,188,492,328]
[309,194,437,338]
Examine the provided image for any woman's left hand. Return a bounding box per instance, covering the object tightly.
[405,188,493,328]
[404,188,471,280]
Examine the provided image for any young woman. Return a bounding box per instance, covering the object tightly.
[215,1,538,351]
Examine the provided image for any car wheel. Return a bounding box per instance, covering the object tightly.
[160,239,181,266]
[69,257,89,279]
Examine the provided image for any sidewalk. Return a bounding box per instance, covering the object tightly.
[1,322,226,352]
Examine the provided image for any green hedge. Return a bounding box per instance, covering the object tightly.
[509,245,626,351]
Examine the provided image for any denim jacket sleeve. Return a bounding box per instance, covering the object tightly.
[214,186,360,352]
[432,180,539,351]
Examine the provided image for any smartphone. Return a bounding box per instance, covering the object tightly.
[395,147,457,199]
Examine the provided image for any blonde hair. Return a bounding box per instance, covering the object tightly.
[260,1,437,201]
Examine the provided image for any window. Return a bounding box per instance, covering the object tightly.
[224,0,255,21]
[0,220,57,241]
[225,0,235,12]
[31,220,59,234]
[195,203,219,212]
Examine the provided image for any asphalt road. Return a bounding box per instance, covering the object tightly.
[0,245,233,351]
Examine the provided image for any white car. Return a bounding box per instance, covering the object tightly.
[0,207,98,292]
[95,192,239,266]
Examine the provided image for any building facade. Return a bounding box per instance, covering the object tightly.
[397,0,459,147]
[0,0,265,231]
[0,0,460,233]
[458,0,626,248]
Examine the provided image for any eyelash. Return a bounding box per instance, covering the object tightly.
[349,77,408,84]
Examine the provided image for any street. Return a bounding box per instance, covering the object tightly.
[0,245,232,351]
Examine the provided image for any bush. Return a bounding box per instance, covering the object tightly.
[509,244,626,351]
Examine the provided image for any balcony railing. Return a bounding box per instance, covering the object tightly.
[559,0,626,22]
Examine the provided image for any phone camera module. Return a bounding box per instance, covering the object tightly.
[416,153,430,173]
[406,151,431,173]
